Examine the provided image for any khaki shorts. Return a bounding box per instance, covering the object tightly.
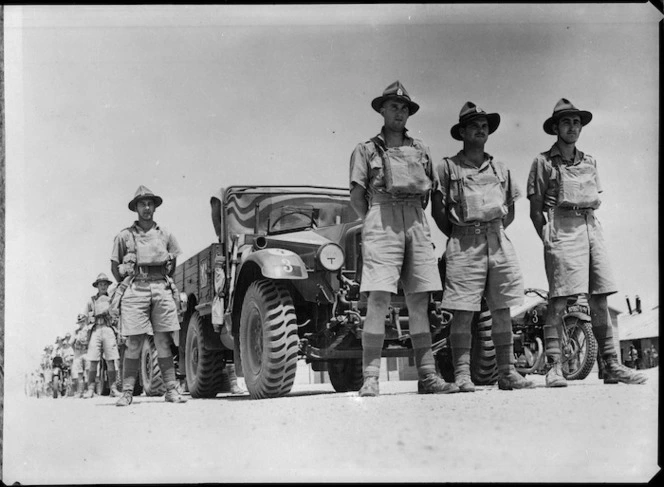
[71,351,87,376]
[442,223,524,312]
[121,279,181,336]
[360,199,442,295]
[543,209,617,298]
[86,325,120,361]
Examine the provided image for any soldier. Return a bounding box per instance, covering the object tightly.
[349,81,458,396]
[431,102,534,392]
[527,98,646,386]
[111,185,187,406]
[82,273,122,398]
[210,189,246,395]
[71,313,91,397]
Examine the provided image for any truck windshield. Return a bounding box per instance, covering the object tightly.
[224,188,358,238]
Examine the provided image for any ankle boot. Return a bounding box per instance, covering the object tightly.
[359,376,379,397]
[497,367,535,390]
[82,383,95,399]
[452,348,475,392]
[545,361,567,388]
[603,355,647,384]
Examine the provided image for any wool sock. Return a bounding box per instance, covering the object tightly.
[411,332,437,379]
[361,332,384,379]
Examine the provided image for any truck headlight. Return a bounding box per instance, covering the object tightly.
[317,243,344,272]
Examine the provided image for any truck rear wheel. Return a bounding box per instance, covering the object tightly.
[239,280,299,399]
[141,335,166,396]
[185,312,226,398]
[328,359,363,392]
[470,304,498,386]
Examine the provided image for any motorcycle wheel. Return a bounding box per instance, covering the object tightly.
[52,376,60,399]
[561,318,597,380]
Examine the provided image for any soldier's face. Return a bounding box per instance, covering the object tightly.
[381,100,410,132]
[98,281,109,294]
[460,117,489,145]
[553,114,582,144]
[136,198,155,221]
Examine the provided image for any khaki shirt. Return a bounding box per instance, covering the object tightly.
[526,143,602,209]
[349,129,434,201]
[111,221,182,264]
[434,151,521,226]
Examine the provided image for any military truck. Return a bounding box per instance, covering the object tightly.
[170,185,500,399]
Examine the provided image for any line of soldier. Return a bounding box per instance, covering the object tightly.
[349,81,647,397]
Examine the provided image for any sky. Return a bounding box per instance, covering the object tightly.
[3,4,661,393]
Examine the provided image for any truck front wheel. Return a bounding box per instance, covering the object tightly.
[328,359,363,392]
[185,312,226,398]
[239,280,299,399]
[140,335,167,396]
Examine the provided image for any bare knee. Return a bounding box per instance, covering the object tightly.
[153,332,174,357]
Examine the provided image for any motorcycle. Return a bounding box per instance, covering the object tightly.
[511,288,597,380]
[51,356,73,398]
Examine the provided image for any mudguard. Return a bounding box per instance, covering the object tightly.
[240,248,308,280]
[564,311,591,321]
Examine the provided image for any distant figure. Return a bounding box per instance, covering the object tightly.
[628,345,639,369]
[649,345,658,367]
[82,273,121,399]
[527,98,646,386]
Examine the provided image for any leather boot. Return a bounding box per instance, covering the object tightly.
[82,383,95,399]
[545,361,567,388]
[418,373,459,394]
[164,382,188,403]
[452,348,475,392]
[603,355,647,384]
[227,364,246,395]
[498,368,535,390]
[76,379,85,398]
[358,376,379,397]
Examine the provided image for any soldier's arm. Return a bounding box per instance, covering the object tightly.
[350,184,368,219]
[111,261,122,282]
[168,258,177,277]
[431,191,452,238]
[529,195,546,240]
[504,202,516,229]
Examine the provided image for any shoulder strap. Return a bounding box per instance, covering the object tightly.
[369,136,388,165]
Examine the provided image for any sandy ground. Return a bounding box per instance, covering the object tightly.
[2,366,660,484]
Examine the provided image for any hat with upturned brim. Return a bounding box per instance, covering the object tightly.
[92,272,113,288]
[543,98,592,135]
[371,80,420,116]
[128,185,163,212]
[450,101,501,141]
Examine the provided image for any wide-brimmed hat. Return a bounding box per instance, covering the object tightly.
[543,98,592,135]
[92,273,112,288]
[128,185,163,212]
[371,80,420,115]
[450,101,501,141]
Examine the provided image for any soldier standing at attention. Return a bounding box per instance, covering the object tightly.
[71,314,91,397]
[111,185,188,406]
[527,98,646,387]
[431,102,534,392]
[82,273,121,398]
[349,81,458,397]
